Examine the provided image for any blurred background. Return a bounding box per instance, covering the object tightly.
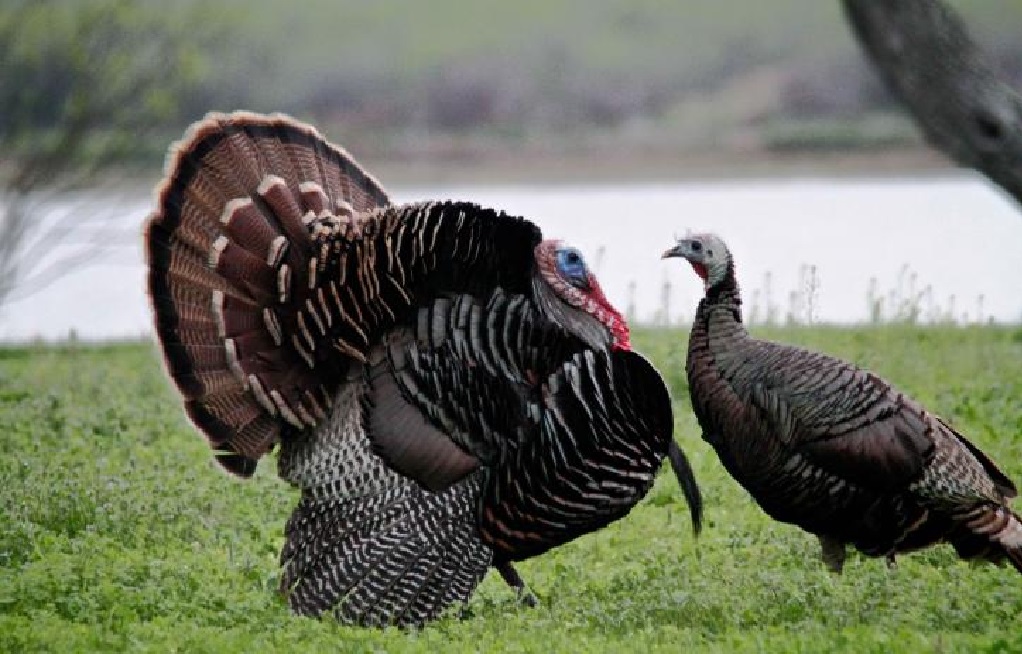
[2,0,1022,340]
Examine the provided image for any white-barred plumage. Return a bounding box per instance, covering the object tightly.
[145,111,702,628]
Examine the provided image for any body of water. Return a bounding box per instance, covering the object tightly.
[2,174,1020,341]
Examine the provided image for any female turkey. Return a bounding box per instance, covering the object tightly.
[663,232,1021,573]
[145,111,702,628]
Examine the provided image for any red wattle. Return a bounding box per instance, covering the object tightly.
[611,322,632,351]
[587,273,632,351]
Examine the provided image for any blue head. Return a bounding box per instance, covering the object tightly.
[534,239,631,350]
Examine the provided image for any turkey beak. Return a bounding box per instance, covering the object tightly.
[662,244,685,259]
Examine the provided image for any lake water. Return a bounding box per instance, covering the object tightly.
[2,173,1021,341]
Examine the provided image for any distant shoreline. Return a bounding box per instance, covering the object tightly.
[354,147,956,187]
[89,147,960,194]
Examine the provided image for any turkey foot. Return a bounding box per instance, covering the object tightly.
[496,562,539,608]
[818,536,846,573]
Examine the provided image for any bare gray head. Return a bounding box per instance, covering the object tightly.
[662,232,733,292]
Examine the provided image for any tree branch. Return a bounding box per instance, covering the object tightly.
[842,0,1022,208]
[0,1,232,310]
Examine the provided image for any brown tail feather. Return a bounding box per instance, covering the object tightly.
[978,505,1022,574]
[940,418,1018,499]
[949,503,1022,574]
[146,111,390,475]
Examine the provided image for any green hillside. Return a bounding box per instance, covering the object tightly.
[5,1,1022,175]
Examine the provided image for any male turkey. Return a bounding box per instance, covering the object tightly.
[145,111,702,628]
[663,232,1021,573]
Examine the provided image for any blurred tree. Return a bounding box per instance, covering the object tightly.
[843,0,1022,209]
[0,0,235,308]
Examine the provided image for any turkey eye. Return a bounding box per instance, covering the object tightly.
[556,248,589,289]
[691,241,702,252]
[556,248,585,272]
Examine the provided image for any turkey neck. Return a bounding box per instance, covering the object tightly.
[693,259,745,342]
[686,259,757,452]
[688,260,750,401]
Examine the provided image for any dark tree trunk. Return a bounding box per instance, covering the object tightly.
[842,0,1022,208]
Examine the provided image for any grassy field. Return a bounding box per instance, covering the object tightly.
[1,326,1021,652]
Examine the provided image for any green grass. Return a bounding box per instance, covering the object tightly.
[2,327,1021,652]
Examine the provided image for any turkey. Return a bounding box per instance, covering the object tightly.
[663,232,1022,574]
[144,111,702,628]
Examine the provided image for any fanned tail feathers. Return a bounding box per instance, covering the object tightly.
[146,111,390,475]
